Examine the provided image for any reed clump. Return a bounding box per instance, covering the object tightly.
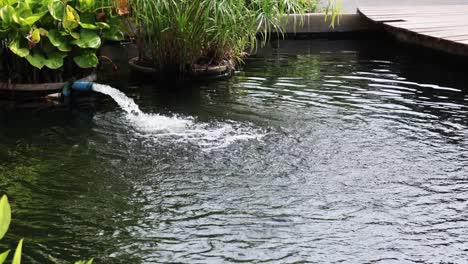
[129,0,338,74]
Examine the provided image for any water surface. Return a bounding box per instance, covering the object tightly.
[1,39,468,263]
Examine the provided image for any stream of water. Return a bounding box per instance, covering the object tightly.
[1,39,468,263]
[91,83,263,150]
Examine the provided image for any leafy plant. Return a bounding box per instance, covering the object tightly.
[128,0,339,75]
[0,0,125,83]
[0,195,94,264]
[0,195,23,264]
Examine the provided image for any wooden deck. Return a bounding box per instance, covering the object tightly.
[358,5,468,56]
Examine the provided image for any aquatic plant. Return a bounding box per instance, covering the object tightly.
[128,0,339,75]
[0,0,125,83]
[0,195,22,264]
[0,195,93,264]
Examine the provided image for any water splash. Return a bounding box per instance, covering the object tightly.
[92,84,263,150]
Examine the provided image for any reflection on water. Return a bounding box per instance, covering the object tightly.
[1,39,468,263]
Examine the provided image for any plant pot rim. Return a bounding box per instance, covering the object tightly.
[0,73,97,92]
[128,57,234,79]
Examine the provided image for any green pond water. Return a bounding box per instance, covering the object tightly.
[1,39,468,263]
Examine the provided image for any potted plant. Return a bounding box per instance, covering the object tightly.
[0,0,124,93]
[127,0,336,80]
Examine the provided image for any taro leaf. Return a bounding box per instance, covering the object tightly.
[77,0,94,12]
[73,49,98,68]
[71,29,100,48]
[12,239,23,264]
[8,36,29,57]
[48,0,65,21]
[44,51,66,69]
[47,29,71,52]
[0,5,15,25]
[26,52,45,69]
[103,26,124,41]
[96,22,110,29]
[63,5,79,30]
[0,250,10,264]
[79,22,97,30]
[0,195,11,240]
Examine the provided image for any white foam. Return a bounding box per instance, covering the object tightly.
[92,84,264,150]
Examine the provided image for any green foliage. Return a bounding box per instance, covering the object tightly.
[0,0,125,76]
[0,195,23,264]
[0,195,94,264]
[0,195,11,240]
[73,49,99,68]
[74,259,94,264]
[11,239,23,264]
[129,0,339,73]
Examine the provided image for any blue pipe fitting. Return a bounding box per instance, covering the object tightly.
[62,82,71,97]
[71,81,94,92]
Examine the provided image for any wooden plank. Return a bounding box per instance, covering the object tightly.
[386,19,468,30]
[359,5,468,12]
[446,36,468,42]
[358,5,468,57]
[362,10,468,17]
[426,31,468,39]
[365,13,468,21]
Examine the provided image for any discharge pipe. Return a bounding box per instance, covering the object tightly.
[62,81,95,97]
[71,81,94,92]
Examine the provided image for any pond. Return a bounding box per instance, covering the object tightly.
[1,38,468,263]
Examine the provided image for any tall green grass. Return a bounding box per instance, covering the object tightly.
[129,0,338,73]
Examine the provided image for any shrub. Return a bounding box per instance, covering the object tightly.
[0,0,125,83]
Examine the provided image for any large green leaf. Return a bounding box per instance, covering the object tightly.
[0,5,15,26]
[71,29,100,48]
[44,51,67,69]
[26,53,45,69]
[21,11,47,26]
[8,36,29,57]
[0,0,15,6]
[62,5,79,29]
[47,29,71,52]
[73,50,98,68]
[48,0,65,21]
[0,250,10,264]
[14,2,31,19]
[12,239,23,264]
[0,195,11,240]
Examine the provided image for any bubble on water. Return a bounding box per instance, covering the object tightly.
[92,84,264,150]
